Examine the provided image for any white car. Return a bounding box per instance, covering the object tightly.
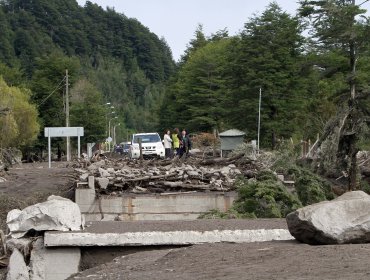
[129,133,165,159]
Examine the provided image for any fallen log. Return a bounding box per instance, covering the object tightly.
[160,191,197,195]
[158,181,230,191]
[121,172,178,182]
[199,153,247,165]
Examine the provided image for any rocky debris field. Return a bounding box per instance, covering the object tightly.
[72,152,258,195]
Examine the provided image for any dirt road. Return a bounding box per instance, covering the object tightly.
[69,240,370,280]
[0,162,76,197]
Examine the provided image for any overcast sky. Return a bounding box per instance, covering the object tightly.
[76,1,301,61]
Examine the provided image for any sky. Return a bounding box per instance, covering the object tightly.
[76,1,301,61]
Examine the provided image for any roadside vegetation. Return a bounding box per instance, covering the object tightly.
[199,144,337,219]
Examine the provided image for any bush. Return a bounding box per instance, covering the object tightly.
[233,177,302,218]
[360,180,370,194]
[256,170,277,181]
[198,208,256,219]
[287,166,334,205]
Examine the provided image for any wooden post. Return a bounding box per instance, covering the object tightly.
[138,138,143,161]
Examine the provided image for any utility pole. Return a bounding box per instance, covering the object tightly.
[66,69,71,161]
[257,87,262,155]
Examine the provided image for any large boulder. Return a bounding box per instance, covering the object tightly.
[286,191,370,244]
[7,196,83,239]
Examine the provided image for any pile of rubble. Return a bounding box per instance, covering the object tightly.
[73,153,258,195]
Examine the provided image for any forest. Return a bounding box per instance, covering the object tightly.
[0,0,370,164]
[0,0,175,151]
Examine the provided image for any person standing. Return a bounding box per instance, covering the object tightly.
[179,129,191,158]
[171,128,181,156]
[163,129,173,159]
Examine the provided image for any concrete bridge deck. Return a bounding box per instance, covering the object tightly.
[44,219,293,247]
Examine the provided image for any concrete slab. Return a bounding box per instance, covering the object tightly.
[44,219,293,247]
[45,229,293,247]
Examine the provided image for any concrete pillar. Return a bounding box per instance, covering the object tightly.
[88,176,95,189]
[30,238,80,280]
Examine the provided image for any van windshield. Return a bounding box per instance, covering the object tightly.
[133,134,161,143]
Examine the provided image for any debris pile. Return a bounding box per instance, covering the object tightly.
[72,152,259,195]
[75,161,246,194]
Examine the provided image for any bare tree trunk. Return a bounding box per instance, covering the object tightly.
[347,0,358,191]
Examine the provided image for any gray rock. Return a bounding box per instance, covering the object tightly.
[6,248,29,280]
[189,148,201,154]
[96,178,109,189]
[184,165,194,171]
[79,173,89,181]
[74,168,88,174]
[233,169,242,175]
[106,167,115,173]
[98,168,110,178]
[87,160,105,172]
[286,191,370,244]
[7,196,83,239]
[186,170,199,177]
[220,167,231,176]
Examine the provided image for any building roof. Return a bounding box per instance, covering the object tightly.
[219,129,246,137]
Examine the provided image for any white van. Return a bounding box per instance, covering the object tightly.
[129,132,165,159]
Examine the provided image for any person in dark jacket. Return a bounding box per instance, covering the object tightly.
[179,129,191,158]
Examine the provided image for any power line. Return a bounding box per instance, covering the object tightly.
[359,0,370,7]
[38,76,66,106]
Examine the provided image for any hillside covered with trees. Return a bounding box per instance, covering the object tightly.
[0,0,175,152]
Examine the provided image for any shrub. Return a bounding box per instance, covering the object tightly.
[287,166,334,205]
[360,180,370,194]
[198,208,256,219]
[233,177,302,218]
[256,170,277,181]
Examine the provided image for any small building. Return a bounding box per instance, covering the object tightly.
[219,129,246,158]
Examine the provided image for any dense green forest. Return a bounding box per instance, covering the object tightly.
[160,1,370,150]
[0,0,369,161]
[0,0,175,151]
